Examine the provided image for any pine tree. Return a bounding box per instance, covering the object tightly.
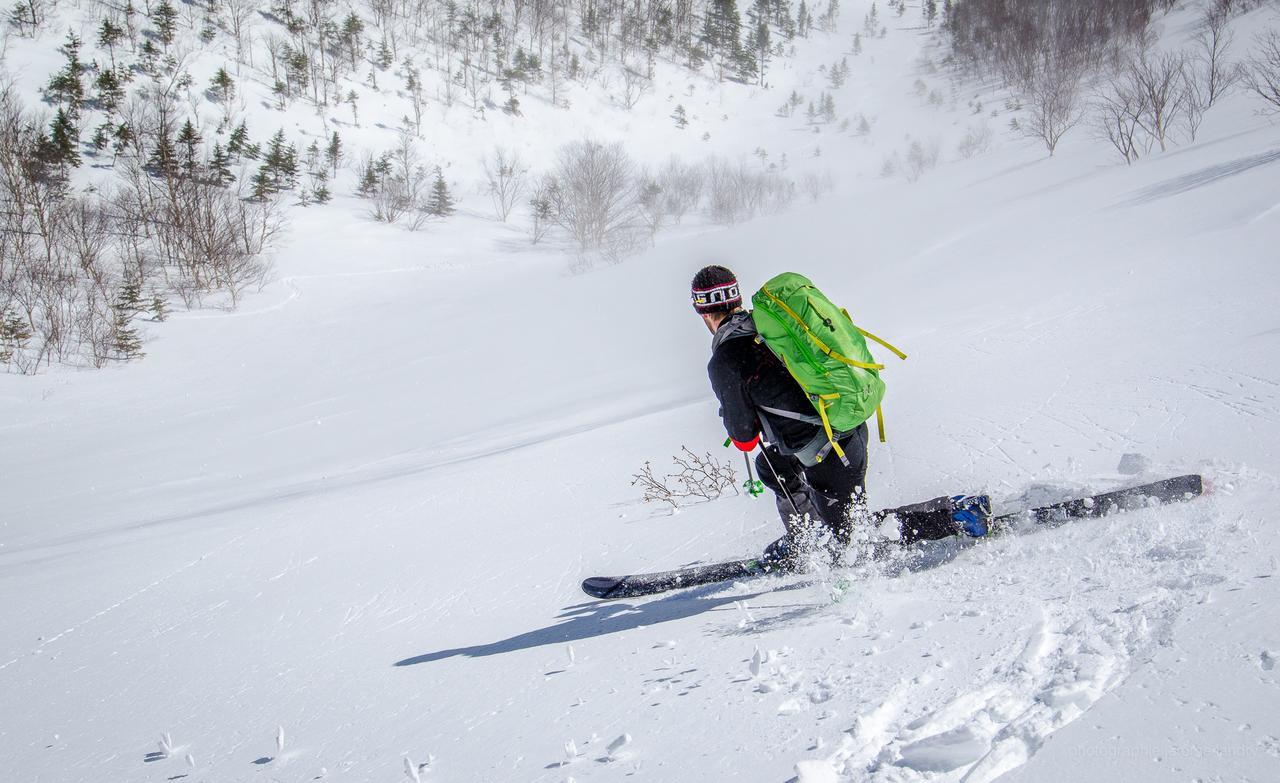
[227,122,250,159]
[48,108,81,169]
[325,131,342,176]
[745,0,771,86]
[797,0,811,37]
[426,167,456,217]
[700,0,743,77]
[209,141,233,185]
[94,69,124,112]
[671,104,688,128]
[111,307,144,360]
[97,18,124,68]
[210,67,235,104]
[0,308,32,364]
[148,129,177,177]
[152,0,178,47]
[176,119,202,175]
[46,31,86,112]
[250,167,274,201]
[346,90,360,126]
[357,158,379,196]
[150,292,169,321]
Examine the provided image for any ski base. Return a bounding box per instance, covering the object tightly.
[582,474,1204,600]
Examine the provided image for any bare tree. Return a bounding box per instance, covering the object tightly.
[222,0,258,67]
[548,139,642,252]
[617,66,652,110]
[1242,29,1280,113]
[483,147,528,222]
[1193,7,1239,108]
[1022,55,1085,156]
[1125,47,1189,152]
[1093,80,1146,164]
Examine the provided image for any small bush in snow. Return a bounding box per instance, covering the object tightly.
[632,447,738,508]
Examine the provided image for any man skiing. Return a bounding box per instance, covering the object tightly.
[692,265,981,569]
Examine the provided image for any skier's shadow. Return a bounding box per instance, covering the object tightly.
[393,582,804,667]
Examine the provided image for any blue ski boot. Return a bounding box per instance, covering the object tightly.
[950,494,991,537]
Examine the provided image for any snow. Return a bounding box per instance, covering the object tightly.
[4,1,1280,781]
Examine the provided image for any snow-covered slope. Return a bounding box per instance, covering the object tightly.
[4,2,1280,781]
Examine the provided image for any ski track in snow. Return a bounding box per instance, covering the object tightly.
[0,533,249,673]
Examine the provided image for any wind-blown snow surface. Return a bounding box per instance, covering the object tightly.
[5,8,1280,783]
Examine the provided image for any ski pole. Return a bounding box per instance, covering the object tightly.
[757,446,802,517]
[742,452,765,497]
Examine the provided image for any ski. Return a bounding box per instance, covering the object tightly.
[581,474,1204,600]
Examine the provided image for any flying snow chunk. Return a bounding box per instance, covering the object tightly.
[1118,453,1150,475]
[605,733,631,758]
[794,760,839,783]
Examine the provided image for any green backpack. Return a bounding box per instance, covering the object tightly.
[750,272,906,462]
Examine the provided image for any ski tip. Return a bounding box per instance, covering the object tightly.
[581,577,623,599]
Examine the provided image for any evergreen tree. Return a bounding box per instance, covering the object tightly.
[210,67,235,104]
[797,0,811,37]
[48,108,81,169]
[209,141,233,185]
[148,130,177,177]
[112,122,134,158]
[227,122,250,159]
[325,131,342,176]
[150,292,169,321]
[91,122,112,151]
[745,0,772,86]
[97,18,124,68]
[426,167,455,217]
[250,167,274,201]
[111,307,144,360]
[0,308,32,364]
[46,31,86,111]
[152,0,179,47]
[357,158,379,196]
[94,69,124,112]
[176,119,202,174]
[700,0,743,77]
[671,104,688,128]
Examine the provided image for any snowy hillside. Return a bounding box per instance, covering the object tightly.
[4,0,1280,781]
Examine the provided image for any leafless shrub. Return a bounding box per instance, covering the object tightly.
[1122,44,1189,152]
[947,0,1155,88]
[616,66,652,110]
[631,447,738,508]
[1242,29,1280,113]
[655,157,704,223]
[547,139,642,252]
[1022,54,1085,156]
[1092,79,1147,163]
[956,123,994,158]
[800,170,835,202]
[704,158,792,225]
[115,160,281,307]
[1193,6,1241,108]
[483,147,528,222]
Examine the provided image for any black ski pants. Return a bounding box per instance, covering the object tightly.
[756,423,959,548]
[756,424,869,549]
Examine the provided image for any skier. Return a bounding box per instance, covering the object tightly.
[692,265,980,569]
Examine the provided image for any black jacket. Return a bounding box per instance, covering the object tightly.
[707,311,820,453]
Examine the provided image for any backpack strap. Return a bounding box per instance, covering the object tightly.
[758,288,885,371]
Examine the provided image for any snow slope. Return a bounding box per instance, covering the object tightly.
[4,3,1280,782]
